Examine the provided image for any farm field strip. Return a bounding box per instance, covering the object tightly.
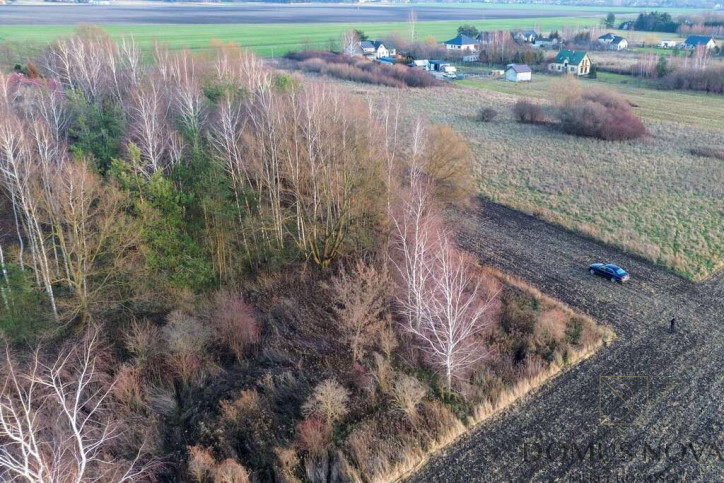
[0,17,603,56]
[409,201,724,481]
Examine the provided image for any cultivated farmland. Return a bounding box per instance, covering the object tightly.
[368,76,724,280]
[0,17,601,58]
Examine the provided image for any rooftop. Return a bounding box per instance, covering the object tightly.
[444,34,478,46]
[552,50,588,65]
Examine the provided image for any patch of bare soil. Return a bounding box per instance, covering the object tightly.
[407,200,724,482]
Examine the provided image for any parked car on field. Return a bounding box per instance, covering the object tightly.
[589,263,630,283]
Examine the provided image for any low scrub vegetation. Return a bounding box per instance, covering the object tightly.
[661,65,724,94]
[479,107,498,122]
[512,100,546,124]
[285,50,439,88]
[557,87,646,141]
[690,145,724,160]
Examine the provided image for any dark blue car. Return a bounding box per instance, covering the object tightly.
[589,263,630,283]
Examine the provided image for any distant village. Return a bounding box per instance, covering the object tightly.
[350,25,719,82]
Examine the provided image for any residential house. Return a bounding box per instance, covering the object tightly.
[598,33,628,50]
[534,37,559,48]
[373,41,396,58]
[548,50,591,76]
[443,34,479,52]
[505,64,532,82]
[683,36,717,50]
[514,30,539,43]
[618,21,634,30]
[610,37,628,50]
[359,40,395,59]
[359,41,376,57]
[598,33,617,43]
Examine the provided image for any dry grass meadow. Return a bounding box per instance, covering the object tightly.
[361,75,724,281]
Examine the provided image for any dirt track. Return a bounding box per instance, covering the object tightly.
[408,201,724,482]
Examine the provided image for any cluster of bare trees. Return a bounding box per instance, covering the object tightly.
[683,45,713,71]
[0,26,510,481]
[0,28,399,320]
[0,330,154,481]
[0,80,136,322]
[391,177,499,390]
[210,74,387,267]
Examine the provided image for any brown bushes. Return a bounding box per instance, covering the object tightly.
[210,290,260,361]
[479,107,498,122]
[557,87,646,141]
[423,124,476,204]
[296,417,331,456]
[286,51,439,88]
[162,310,214,386]
[512,100,546,124]
[392,374,427,420]
[661,65,724,94]
[187,446,250,483]
[326,261,388,362]
[302,379,350,424]
[690,146,724,160]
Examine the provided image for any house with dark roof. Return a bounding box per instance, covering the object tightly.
[548,50,591,76]
[618,21,634,30]
[683,36,717,50]
[359,41,376,56]
[505,64,532,82]
[372,41,395,58]
[358,40,396,59]
[514,29,539,43]
[443,34,478,52]
[598,33,628,50]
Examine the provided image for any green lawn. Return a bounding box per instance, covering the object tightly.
[0,17,602,57]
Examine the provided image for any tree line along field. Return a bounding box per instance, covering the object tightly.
[0,16,603,57]
[363,75,724,281]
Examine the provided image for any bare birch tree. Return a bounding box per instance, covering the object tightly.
[392,178,499,390]
[0,118,58,319]
[0,330,155,481]
[128,82,169,175]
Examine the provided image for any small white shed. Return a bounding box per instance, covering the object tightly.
[505,64,532,82]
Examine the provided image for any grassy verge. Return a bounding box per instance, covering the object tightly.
[0,16,603,57]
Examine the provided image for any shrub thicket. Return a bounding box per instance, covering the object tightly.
[690,146,724,160]
[661,66,724,94]
[512,100,546,124]
[479,107,498,122]
[286,51,440,88]
[557,88,646,141]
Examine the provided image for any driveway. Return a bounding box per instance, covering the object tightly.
[408,201,724,482]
